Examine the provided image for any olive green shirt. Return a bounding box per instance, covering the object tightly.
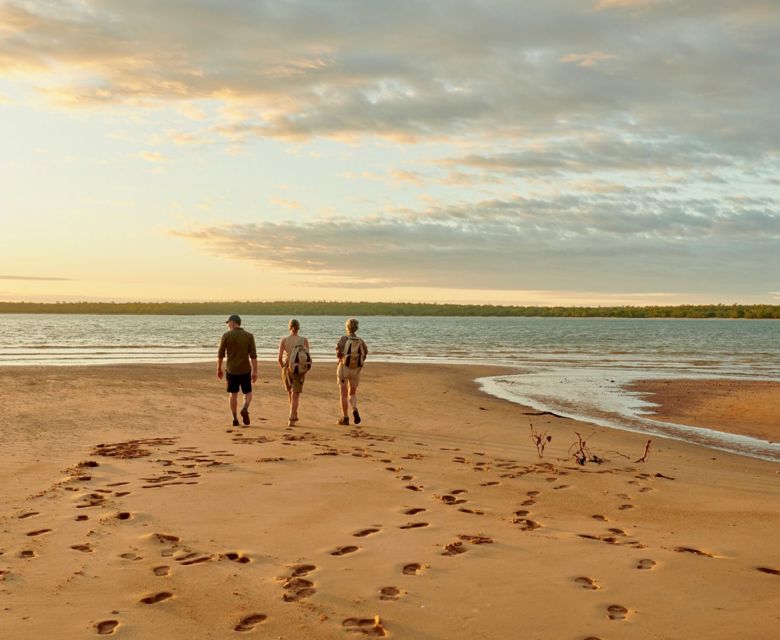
[218,328,257,374]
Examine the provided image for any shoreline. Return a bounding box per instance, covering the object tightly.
[1,362,778,638]
[628,378,780,444]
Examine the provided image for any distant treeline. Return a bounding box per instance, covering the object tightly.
[1,301,779,318]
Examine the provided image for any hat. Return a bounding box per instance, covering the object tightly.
[225,314,242,325]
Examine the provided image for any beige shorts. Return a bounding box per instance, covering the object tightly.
[282,367,305,394]
[337,362,362,386]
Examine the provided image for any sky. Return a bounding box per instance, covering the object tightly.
[1,0,778,305]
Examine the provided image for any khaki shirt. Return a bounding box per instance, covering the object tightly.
[219,328,257,374]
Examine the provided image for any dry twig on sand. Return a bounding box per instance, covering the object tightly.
[568,431,606,465]
[529,423,552,458]
[634,439,652,463]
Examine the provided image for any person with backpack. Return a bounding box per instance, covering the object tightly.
[278,318,311,427]
[336,318,368,426]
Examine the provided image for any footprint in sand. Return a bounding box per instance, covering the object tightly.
[120,552,142,561]
[153,566,171,576]
[222,552,251,564]
[553,484,570,490]
[674,546,714,557]
[757,567,780,576]
[115,512,131,521]
[450,489,468,495]
[514,518,542,531]
[331,546,359,556]
[153,533,180,544]
[405,485,423,492]
[574,576,599,590]
[26,529,53,537]
[76,515,89,522]
[480,481,500,487]
[342,617,387,637]
[399,522,429,529]
[96,620,119,635]
[282,577,316,601]
[235,614,267,632]
[402,563,422,575]
[70,544,93,553]
[354,528,381,537]
[19,550,36,558]
[637,559,656,570]
[139,591,173,605]
[403,507,426,515]
[618,504,635,511]
[442,542,466,556]
[458,507,485,515]
[290,564,316,577]
[379,586,401,600]
[176,551,212,566]
[18,512,39,519]
[591,514,608,522]
[607,604,629,620]
[527,490,540,496]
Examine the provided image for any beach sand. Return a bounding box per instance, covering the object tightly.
[1,363,778,639]
[629,379,780,443]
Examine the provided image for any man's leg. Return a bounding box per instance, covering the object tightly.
[229,392,239,425]
[240,390,252,426]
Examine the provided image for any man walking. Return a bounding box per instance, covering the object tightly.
[217,314,258,427]
[336,318,368,426]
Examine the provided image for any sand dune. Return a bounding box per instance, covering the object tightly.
[1,363,778,639]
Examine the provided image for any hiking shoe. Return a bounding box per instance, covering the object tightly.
[232,418,240,427]
[337,417,349,426]
[353,409,361,425]
[240,407,250,426]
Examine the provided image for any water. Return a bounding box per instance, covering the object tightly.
[1,315,778,459]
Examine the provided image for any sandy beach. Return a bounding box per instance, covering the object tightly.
[1,363,778,639]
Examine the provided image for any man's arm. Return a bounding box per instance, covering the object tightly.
[217,335,227,379]
[249,335,258,383]
[277,337,286,368]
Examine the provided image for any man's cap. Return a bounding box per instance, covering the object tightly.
[226,314,242,324]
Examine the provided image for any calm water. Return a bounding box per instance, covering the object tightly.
[1,315,778,460]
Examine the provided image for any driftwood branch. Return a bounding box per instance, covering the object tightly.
[523,411,570,419]
[634,440,652,463]
[529,423,552,458]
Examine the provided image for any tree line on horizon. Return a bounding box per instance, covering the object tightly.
[0,301,778,319]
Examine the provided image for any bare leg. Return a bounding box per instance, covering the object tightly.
[242,392,253,409]
[348,381,359,410]
[290,392,300,420]
[229,392,239,417]
[339,383,349,418]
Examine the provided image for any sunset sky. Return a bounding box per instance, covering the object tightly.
[1,0,778,305]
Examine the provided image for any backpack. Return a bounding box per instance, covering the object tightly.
[342,336,366,369]
[288,337,312,375]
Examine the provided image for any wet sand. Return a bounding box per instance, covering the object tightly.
[1,363,778,639]
[629,379,780,443]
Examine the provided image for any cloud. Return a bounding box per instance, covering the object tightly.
[560,51,617,68]
[0,274,71,281]
[173,191,780,295]
[1,0,777,159]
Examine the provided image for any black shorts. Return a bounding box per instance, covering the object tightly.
[226,372,252,394]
